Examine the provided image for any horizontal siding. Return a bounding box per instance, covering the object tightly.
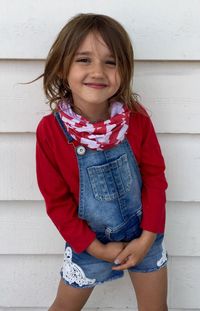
[0,134,39,200]
[159,134,200,201]
[134,61,200,134]
[0,0,200,60]
[1,133,200,201]
[169,257,200,308]
[165,203,200,256]
[0,60,47,133]
[0,201,64,255]
[0,60,200,133]
[0,201,200,257]
[1,256,200,309]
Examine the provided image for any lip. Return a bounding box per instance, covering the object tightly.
[84,83,108,89]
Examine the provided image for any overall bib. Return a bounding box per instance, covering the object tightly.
[55,113,167,288]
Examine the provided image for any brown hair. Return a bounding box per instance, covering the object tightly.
[38,13,143,112]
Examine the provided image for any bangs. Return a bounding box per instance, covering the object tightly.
[65,14,130,68]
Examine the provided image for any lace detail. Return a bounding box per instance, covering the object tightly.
[157,242,167,267]
[61,247,96,287]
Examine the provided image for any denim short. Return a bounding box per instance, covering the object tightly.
[60,233,167,288]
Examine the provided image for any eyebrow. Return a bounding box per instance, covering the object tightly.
[75,51,115,57]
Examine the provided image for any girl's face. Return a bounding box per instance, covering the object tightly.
[67,32,121,113]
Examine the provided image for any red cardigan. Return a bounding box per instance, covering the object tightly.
[36,111,167,253]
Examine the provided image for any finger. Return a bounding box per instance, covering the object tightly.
[112,259,135,271]
[112,257,136,271]
[112,263,128,271]
[114,248,130,265]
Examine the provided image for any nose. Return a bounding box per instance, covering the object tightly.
[90,61,104,78]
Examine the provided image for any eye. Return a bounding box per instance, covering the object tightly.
[76,58,90,63]
[105,60,116,66]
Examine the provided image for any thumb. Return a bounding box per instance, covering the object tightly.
[114,248,129,265]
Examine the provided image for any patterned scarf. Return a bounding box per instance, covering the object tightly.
[58,100,130,150]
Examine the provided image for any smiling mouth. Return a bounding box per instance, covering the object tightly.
[84,83,108,89]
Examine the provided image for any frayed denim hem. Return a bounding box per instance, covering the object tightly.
[60,270,124,288]
[128,260,168,273]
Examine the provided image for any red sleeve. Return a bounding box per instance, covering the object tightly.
[36,119,96,253]
[139,115,168,233]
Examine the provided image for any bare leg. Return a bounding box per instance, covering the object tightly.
[129,266,168,311]
[49,278,94,311]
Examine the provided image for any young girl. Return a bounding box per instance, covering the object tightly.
[36,13,168,311]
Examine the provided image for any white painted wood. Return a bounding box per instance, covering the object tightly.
[0,201,64,255]
[169,257,200,309]
[1,60,200,134]
[1,201,199,257]
[0,133,41,200]
[0,0,200,60]
[134,61,200,134]
[165,202,200,257]
[0,255,61,307]
[0,133,199,201]
[0,60,49,133]
[159,134,200,202]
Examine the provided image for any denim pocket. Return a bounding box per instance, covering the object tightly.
[87,154,132,201]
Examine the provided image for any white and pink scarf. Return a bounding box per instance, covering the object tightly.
[58,100,130,150]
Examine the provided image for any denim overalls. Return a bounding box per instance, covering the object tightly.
[55,113,167,288]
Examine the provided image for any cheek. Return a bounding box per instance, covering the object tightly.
[67,75,80,90]
[67,66,82,84]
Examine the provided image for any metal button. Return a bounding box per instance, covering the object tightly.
[76,145,86,155]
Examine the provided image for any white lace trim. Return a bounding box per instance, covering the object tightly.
[61,247,96,287]
[157,242,167,267]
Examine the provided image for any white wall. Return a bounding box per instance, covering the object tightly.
[0,1,200,310]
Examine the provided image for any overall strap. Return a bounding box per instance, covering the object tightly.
[54,112,74,143]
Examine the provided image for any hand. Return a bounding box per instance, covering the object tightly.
[100,241,126,262]
[86,239,126,263]
[112,231,157,271]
